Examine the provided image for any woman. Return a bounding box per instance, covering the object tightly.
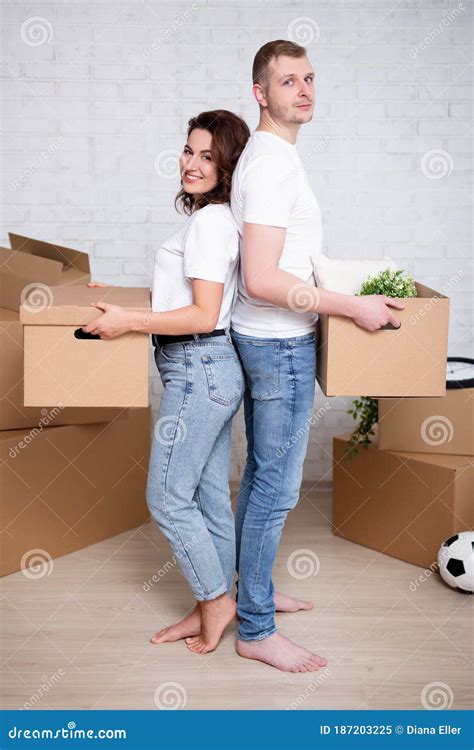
[86,110,250,654]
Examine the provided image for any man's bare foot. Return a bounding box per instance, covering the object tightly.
[185,594,236,654]
[236,632,328,673]
[150,604,201,644]
[274,591,313,613]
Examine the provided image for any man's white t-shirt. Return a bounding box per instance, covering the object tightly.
[151,203,239,330]
[230,130,322,338]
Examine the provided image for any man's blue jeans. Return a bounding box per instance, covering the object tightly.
[230,328,316,641]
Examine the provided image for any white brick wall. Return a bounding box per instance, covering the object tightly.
[2,0,472,481]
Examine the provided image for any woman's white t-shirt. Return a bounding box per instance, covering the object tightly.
[230,130,323,338]
[151,203,240,330]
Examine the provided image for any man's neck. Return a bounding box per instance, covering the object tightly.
[255,115,299,145]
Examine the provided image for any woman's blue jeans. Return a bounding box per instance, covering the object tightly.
[230,328,316,641]
[146,335,245,601]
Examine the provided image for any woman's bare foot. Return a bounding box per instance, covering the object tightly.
[236,632,328,673]
[186,594,236,654]
[150,604,201,644]
[274,591,313,613]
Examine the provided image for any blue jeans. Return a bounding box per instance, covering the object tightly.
[230,328,316,641]
[146,335,245,601]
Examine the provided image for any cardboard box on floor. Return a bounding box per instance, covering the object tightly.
[332,432,473,569]
[1,234,91,312]
[0,407,151,577]
[378,389,474,456]
[20,286,151,408]
[316,282,449,397]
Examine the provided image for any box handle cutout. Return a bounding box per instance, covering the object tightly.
[74,328,101,340]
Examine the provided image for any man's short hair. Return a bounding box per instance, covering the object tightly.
[252,40,307,90]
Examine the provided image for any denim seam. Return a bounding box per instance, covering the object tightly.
[237,625,277,643]
[231,330,315,346]
[194,581,228,602]
[194,486,203,513]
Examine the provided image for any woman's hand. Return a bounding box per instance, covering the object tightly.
[87,281,109,288]
[82,302,134,339]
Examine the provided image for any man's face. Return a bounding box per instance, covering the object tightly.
[260,54,315,125]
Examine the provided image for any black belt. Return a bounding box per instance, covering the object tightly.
[152,329,226,348]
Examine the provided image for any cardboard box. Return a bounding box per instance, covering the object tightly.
[332,432,473,568]
[1,237,122,427]
[0,407,151,577]
[1,234,90,311]
[0,306,123,430]
[20,286,151,408]
[378,389,474,456]
[316,282,449,397]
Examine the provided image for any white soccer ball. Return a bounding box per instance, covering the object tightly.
[437,531,474,593]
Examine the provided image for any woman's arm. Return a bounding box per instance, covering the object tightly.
[133,279,224,335]
[82,279,224,339]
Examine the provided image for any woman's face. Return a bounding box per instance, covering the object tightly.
[179,128,218,197]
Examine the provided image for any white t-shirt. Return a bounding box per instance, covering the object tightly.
[151,203,239,330]
[230,130,323,338]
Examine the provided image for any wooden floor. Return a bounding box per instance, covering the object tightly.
[1,486,472,710]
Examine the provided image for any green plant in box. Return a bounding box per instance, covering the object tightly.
[346,268,417,460]
[356,268,417,299]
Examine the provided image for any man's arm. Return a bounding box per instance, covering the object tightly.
[242,223,404,331]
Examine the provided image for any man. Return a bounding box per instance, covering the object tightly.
[230,40,404,673]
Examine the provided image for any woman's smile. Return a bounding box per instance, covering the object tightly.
[183,172,204,184]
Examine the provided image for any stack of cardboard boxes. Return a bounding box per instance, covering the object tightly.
[1,234,152,577]
[316,283,473,569]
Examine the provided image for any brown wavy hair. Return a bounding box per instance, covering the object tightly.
[175,110,250,215]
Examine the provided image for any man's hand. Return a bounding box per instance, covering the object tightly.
[82,302,133,339]
[349,295,405,332]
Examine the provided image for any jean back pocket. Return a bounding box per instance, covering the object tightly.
[201,353,244,406]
